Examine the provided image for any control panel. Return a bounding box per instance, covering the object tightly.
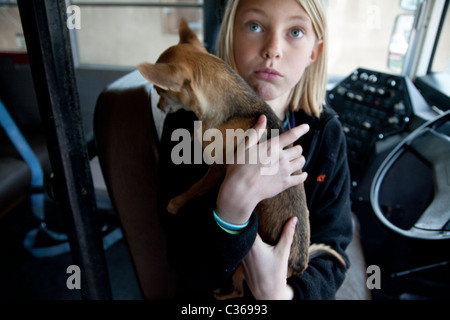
[328,68,414,187]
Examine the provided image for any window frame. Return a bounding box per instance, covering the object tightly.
[66,0,204,68]
[413,0,450,112]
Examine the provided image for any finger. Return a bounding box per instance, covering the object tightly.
[289,155,306,172]
[283,145,303,161]
[288,171,308,186]
[276,217,298,257]
[278,124,310,148]
[245,115,267,149]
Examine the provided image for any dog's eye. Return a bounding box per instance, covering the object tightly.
[248,22,262,33]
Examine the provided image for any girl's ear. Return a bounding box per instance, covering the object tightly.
[309,40,324,65]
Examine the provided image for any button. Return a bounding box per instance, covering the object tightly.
[337,86,347,95]
[377,88,386,96]
[360,73,369,81]
[346,92,355,99]
[365,85,376,94]
[394,102,406,113]
[388,79,397,87]
[388,116,399,125]
[343,126,351,134]
[362,121,372,129]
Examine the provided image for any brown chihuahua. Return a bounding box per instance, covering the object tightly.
[138,18,345,299]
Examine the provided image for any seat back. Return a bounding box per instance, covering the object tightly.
[94,70,176,299]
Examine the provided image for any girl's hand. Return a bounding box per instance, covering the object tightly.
[216,115,309,225]
[242,217,298,300]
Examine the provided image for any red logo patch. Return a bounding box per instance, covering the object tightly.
[317,174,326,182]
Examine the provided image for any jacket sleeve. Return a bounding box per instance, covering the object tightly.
[287,115,354,300]
[157,110,258,299]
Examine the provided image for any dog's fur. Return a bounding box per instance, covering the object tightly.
[138,19,345,299]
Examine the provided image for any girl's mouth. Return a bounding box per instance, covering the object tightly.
[254,68,282,81]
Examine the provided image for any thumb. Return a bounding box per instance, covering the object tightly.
[276,217,297,257]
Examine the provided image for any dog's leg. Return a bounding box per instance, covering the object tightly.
[167,164,225,214]
[214,264,245,300]
[308,243,347,268]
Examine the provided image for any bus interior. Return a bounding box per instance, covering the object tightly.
[0,0,449,301]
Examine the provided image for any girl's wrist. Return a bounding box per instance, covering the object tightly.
[254,284,294,300]
[216,182,256,225]
[213,208,250,234]
[214,200,254,226]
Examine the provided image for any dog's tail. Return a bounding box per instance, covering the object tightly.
[308,243,347,268]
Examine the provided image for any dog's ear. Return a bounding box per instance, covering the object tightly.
[178,17,206,52]
[138,62,189,92]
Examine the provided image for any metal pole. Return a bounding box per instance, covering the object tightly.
[71,1,203,7]
[17,0,112,299]
[203,0,227,54]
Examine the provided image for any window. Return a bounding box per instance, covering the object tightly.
[70,0,203,67]
[0,2,26,52]
[326,0,418,76]
[414,1,449,112]
[0,0,438,79]
[65,0,421,74]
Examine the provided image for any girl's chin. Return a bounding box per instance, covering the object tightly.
[252,83,281,101]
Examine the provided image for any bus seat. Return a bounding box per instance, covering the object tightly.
[94,69,371,300]
[0,52,51,216]
[94,70,176,299]
[0,127,50,215]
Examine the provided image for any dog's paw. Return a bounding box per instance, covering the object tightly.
[166,199,180,215]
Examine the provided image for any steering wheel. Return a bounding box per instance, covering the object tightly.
[370,110,450,240]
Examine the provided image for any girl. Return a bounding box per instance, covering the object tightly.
[158,0,353,300]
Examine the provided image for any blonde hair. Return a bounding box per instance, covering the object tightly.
[217,0,328,118]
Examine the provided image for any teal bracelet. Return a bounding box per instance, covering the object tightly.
[216,223,243,235]
[213,209,249,232]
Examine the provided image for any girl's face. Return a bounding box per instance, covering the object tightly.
[233,0,323,117]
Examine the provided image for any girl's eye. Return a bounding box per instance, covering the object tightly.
[248,23,262,33]
[290,29,304,39]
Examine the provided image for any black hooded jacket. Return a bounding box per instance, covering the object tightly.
[157,105,353,300]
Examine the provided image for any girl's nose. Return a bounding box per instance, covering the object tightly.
[262,32,282,60]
